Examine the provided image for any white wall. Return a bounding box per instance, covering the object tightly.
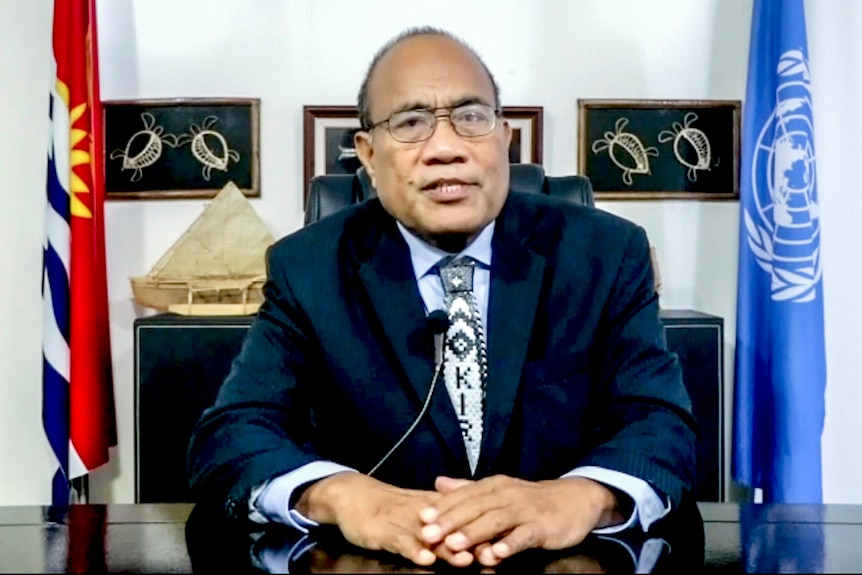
[0,0,57,504]
[2,0,860,505]
[807,0,862,504]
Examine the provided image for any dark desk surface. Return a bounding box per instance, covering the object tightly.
[0,502,860,573]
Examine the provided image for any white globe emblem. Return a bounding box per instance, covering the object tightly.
[744,49,822,303]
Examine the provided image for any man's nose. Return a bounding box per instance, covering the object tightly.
[421,116,468,163]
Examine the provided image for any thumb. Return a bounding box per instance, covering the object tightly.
[435,475,473,493]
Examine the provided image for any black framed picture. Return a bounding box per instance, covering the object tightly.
[302,105,543,207]
[578,99,740,200]
[103,98,260,199]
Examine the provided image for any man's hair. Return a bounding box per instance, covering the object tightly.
[356,27,501,131]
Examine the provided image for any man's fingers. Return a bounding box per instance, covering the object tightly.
[419,477,468,525]
[490,523,540,559]
[450,550,474,567]
[415,548,436,566]
[435,475,472,493]
[443,507,517,552]
[384,531,436,566]
[474,542,502,567]
[418,506,438,524]
[420,522,443,543]
[427,477,499,522]
[432,543,474,568]
[430,475,524,530]
[370,520,475,568]
[433,475,521,518]
[421,478,525,549]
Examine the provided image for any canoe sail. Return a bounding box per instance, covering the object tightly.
[131,181,275,315]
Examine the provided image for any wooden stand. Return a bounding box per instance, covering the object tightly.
[167,302,260,316]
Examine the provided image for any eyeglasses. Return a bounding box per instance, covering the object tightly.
[367,103,500,143]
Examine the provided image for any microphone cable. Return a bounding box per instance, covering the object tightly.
[367,310,449,477]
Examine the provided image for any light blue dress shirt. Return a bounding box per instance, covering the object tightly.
[250,222,670,534]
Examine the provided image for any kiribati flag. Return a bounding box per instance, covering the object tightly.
[733,0,826,503]
[43,0,116,506]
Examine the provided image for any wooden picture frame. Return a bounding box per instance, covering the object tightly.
[578,99,740,200]
[302,105,363,208]
[103,98,260,200]
[302,105,543,207]
[501,106,543,165]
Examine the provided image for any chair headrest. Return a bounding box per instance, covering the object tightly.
[509,163,547,195]
[304,163,594,225]
[356,167,376,200]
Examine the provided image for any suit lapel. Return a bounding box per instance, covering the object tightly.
[354,216,468,468]
[477,202,546,475]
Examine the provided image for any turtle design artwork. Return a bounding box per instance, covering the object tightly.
[658,112,714,182]
[177,116,240,181]
[109,113,180,182]
[591,117,658,185]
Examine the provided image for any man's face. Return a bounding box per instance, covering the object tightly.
[355,35,512,247]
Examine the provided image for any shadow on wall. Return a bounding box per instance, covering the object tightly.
[705,0,752,503]
[90,1,141,504]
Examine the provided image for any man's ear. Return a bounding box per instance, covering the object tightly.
[354,130,377,188]
[501,119,513,150]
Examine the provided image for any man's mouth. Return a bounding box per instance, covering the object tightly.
[423,179,475,202]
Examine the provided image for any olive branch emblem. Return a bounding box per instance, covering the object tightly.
[744,209,821,302]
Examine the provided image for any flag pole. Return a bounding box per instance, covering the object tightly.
[71,476,89,504]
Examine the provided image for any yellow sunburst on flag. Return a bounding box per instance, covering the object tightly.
[56,78,93,219]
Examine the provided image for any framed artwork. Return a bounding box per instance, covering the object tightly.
[502,106,543,164]
[578,99,741,200]
[103,98,260,199]
[302,105,543,206]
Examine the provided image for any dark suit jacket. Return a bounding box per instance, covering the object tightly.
[187,191,697,519]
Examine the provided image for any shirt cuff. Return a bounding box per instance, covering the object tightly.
[562,466,671,533]
[248,461,358,532]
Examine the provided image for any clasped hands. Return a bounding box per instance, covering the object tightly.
[298,472,623,568]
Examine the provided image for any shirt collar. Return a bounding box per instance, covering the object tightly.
[396,221,495,281]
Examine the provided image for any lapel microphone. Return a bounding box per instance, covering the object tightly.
[367,310,450,477]
[427,309,449,371]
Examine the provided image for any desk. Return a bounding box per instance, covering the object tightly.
[1,502,860,573]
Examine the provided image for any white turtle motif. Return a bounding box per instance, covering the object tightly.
[658,112,713,182]
[177,116,240,180]
[591,117,658,185]
[109,113,179,182]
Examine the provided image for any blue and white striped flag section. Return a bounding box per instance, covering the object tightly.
[733,0,826,503]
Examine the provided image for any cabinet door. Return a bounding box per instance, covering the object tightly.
[135,316,252,503]
[662,311,724,502]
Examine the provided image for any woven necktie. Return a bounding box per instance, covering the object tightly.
[439,256,487,473]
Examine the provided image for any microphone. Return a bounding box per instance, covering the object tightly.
[427,309,449,370]
[367,310,450,477]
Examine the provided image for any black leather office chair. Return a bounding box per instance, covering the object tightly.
[304,163,594,225]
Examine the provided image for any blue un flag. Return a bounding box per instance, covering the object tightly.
[733,0,826,503]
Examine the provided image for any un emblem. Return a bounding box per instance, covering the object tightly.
[744,49,822,303]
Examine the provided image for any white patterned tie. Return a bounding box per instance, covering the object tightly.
[439,256,486,473]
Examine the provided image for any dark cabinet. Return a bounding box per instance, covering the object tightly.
[135,314,254,503]
[135,309,724,503]
[660,309,725,502]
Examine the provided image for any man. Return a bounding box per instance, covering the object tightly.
[187,27,697,568]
